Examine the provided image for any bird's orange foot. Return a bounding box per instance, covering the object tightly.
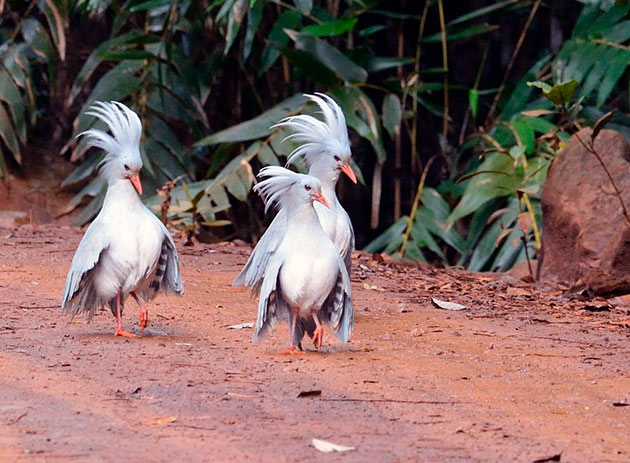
[312,326,324,352]
[139,307,149,333]
[114,328,137,338]
[281,346,304,355]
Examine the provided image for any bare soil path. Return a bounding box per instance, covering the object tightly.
[1,225,629,463]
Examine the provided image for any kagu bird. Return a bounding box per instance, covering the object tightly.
[234,167,353,353]
[62,101,183,337]
[274,93,357,273]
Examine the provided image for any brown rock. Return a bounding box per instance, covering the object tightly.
[539,128,630,294]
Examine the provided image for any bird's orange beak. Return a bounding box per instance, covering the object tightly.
[313,191,330,209]
[129,173,142,196]
[340,162,357,184]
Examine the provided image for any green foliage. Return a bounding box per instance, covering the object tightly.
[367,3,630,272]
[4,1,630,275]
[0,1,67,177]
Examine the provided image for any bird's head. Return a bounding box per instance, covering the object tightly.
[254,166,329,213]
[78,101,144,195]
[274,93,357,184]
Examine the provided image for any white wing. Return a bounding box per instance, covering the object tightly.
[338,207,355,275]
[142,219,184,299]
[321,255,354,343]
[251,255,285,343]
[233,210,287,292]
[61,219,110,317]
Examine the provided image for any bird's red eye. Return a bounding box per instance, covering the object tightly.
[304,184,311,191]
[333,156,341,162]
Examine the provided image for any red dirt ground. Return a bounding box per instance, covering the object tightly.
[1,224,629,463]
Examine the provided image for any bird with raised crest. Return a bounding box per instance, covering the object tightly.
[62,101,183,337]
[273,93,357,274]
[233,166,353,353]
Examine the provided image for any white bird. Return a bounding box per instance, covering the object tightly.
[62,101,183,337]
[234,166,353,353]
[273,93,357,273]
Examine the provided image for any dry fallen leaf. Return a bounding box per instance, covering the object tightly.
[297,390,321,398]
[143,416,176,425]
[311,438,355,453]
[225,322,254,329]
[431,297,467,311]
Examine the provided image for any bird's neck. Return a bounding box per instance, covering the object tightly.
[308,161,339,191]
[103,178,143,212]
[286,200,324,228]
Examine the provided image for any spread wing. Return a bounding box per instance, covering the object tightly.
[233,210,287,293]
[320,256,354,343]
[61,220,110,318]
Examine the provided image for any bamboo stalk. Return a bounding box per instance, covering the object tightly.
[485,0,542,126]
[399,157,436,257]
[437,0,449,144]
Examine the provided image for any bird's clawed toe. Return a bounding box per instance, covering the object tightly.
[114,328,137,338]
[139,307,149,332]
[312,326,324,352]
[281,346,304,355]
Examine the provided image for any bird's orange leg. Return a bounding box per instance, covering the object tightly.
[281,308,304,355]
[114,291,136,338]
[131,292,148,333]
[311,312,324,352]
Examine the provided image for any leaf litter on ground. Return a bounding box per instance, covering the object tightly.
[431,297,468,311]
[311,438,355,453]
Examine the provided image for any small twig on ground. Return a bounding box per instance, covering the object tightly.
[8,412,27,425]
[321,398,464,405]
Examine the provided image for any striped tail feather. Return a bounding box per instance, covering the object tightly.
[143,242,168,299]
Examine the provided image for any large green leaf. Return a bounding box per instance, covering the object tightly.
[363,217,407,253]
[243,0,262,60]
[21,18,56,81]
[224,0,248,55]
[527,80,578,107]
[423,24,499,43]
[467,199,519,271]
[382,94,402,139]
[37,0,67,60]
[363,56,414,73]
[0,70,27,144]
[301,18,358,37]
[259,11,301,74]
[0,104,21,163]
[67,30,149,105]
[448,0,522,26]
[195,94,306,146]
[284,30,367,83]
[73,60,144,135]
[448,151,519,223]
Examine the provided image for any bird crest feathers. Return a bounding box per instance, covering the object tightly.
[78,101,143,181]
[273,93,351,168]
[254,166,319,213]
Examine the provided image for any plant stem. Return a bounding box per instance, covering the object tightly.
[399,156,436,257]
[410,0,430,177]
[522,192,541,249]
[485,0,542,126]
[437,0,449,144]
